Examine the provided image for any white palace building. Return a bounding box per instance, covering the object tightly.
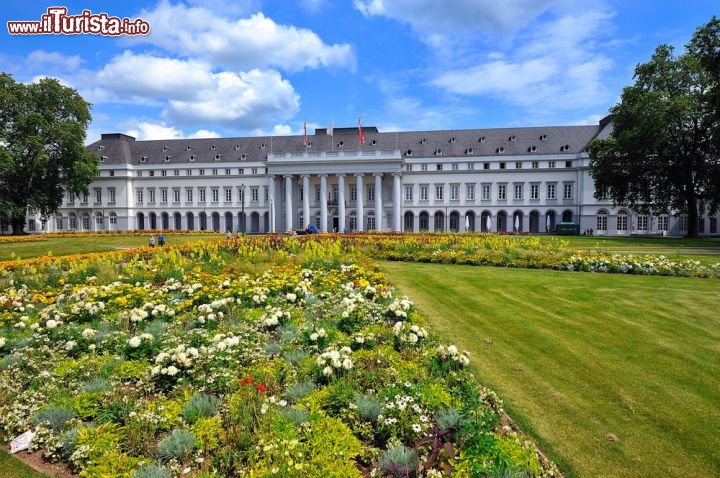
[23,117,719,236]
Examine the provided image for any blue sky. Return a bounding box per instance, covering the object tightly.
[2,1,717,143]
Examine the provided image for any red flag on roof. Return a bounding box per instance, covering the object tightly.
[358,117,365,144]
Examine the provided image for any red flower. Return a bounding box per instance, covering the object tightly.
[239,374,253,386]
[256,384,267,393]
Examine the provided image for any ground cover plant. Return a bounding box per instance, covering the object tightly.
[380,261,720,478]
[0,236,557,477]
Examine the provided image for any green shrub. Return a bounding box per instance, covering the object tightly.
[281,407,310,425]
[284,380,316,404]
[156,428,197,463]
[379,444,418,477]
[182,393,220,424]
[132,462,173,478]
[354,393,382,422]
[32,405,75,432]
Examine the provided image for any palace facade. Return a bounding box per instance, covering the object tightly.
[23,117,719,236]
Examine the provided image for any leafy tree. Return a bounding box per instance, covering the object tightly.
[588,17,720,237]
[0,73,98,234]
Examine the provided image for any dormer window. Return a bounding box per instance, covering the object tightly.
[449,137,456,143]
[479,136,486,143]
[100,155,107,162]
[338,141,344,147]
[371,139,377,145]
[215,154,223,160]
[188,155,195,162]
[240,153,248,160]
[140,156,147,163]
[406,149,413,156]
[260,143,266,149]
[162,146,168,152]
[186,145,192,151]
[420,138,428,144]
[465,148,474,154]
[528,145,538,153]
[165,155,173,162]
[97,145,105,151]
[561,144,571,152]
[210,145,216,151]
[434,148,443,156]
[509,135,517,142]
[496,147,505,154]
[233,144,241,150]
[540,134,548,141]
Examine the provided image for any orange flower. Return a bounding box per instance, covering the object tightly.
[256,384,266,393]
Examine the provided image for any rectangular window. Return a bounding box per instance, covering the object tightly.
[67,191,75,204]
[499,162,506,169]
[617,213,628,231]
[136,171,143,177]
[251,187,259,202]
[225,188,232,202]
[149,189,156,203]
[159,189,166,203]
[315,186,321,203]
[367,185,375,202]
[212,169,218,175]
[349,215,357,230]
[367,215,376,231]
[452,163,459,171]
[149,171,155,177]
[225,169,231,175]
[252,168,258,175]
[563,183,573,200]
[404,185,413,201]
[174,170,180,176]
[482,184,491,200]
[532,161,539,168]
[466,184,475,201]
[199,188,206,203]
[547,184,556,199]
[420,185,429,201]
[350,185,357,201]
[548,161,555,168]
[483,162,490,170]
[172,188,180,203]
[679,214,688,231]
[199,169,205,176]
[81,194,88,204]
[421,164,428,171]
[435,185,444,201]
[110,215,117,225]
[405,164,413,171]
[212,188,219,203]
[299,186,304,202]
[186,188,193,202]
[514,184,523,200]
[530,184,539,200]
[136,189,143,204]
[515,162,522,169]
[468,162,474,170]
[598,184,609,199]
[186,169,192,176]
[450,185,459,200]
[637,215,648,231]
[108,188,116,204]
[94,188,102,203]
[498,184,506,200]
[161,170,167,177]
[597,213,607,231]
[238,168,244,175]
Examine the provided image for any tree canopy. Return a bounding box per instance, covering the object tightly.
[588,17,720,237]
[0,73,98,234]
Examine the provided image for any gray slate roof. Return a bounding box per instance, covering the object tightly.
[88,120,609,165]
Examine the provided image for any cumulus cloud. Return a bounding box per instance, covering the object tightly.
[132,1,356,72]
[26,50,82,71]
[353,0,555,37]
[124,122,220,140]
[93,52,300,130]
[431,9,616,111]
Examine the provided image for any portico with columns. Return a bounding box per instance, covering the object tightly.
[266,149,403,232]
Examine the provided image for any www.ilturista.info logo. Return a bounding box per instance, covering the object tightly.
[7,7,150,35]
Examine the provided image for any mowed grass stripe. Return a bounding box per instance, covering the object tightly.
[379,261,720,478]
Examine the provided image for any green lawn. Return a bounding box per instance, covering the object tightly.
[0,449,48,477]
[0,233,224,261]
[380,261,720,478]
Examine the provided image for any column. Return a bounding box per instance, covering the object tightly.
[374,173,383,231]
[302,175,310,230]
[393,173,401,231]
[268,176,276,233]
[285,175,293,231]
[356,174,364,232]
[337,174,346,232]
[320,174,328,232]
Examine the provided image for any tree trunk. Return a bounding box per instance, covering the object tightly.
[685,197,699,238]
[10,215,25,235]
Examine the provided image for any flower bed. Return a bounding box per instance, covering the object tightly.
[0,238,557,477]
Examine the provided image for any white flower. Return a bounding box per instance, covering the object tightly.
[82,328,96,339]
[46,319,58,329]
[0,337,6,348]
[128,336,142,348]
[342,358,353,370]
[65,340,76,351]
[166,366,179,376]
[322,366,334,376]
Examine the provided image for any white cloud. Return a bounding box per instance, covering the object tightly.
[123,122,220,140]
[26,50,82,71]
[353,0,556,37]
[133,1,356,72]
[431,9,616,112]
